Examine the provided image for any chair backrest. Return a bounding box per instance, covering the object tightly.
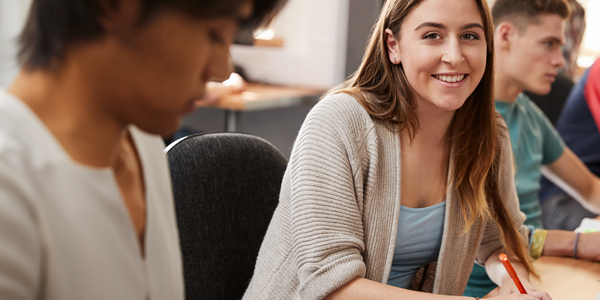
[166,132,287,300]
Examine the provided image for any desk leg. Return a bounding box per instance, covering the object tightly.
[225,110,242,132]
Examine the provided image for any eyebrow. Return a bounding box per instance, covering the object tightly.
[414,22,485,31]
[544,37,564,45]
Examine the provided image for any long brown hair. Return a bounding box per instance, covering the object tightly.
[327,0,536,277]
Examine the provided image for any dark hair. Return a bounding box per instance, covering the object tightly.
[18,0,286,70]
[492,0,571,32]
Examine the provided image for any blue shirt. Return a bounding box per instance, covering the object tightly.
[387,202,446,289]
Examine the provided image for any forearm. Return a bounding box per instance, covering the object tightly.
[589,178,600,211]
[324,277,475,300]
[543,149,600,214]
[484,249,530,288]
[542,230,576,257]
[543,230,600,261]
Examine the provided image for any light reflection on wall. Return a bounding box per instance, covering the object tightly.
[577,0,600,68]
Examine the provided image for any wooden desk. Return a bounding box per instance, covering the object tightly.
[484,256,600,299]
[196,83,324,132]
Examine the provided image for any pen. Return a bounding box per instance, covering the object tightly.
[499,253,528,294]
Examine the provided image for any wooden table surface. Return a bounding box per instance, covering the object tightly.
[196,83,324,111]
[484,256,600,299]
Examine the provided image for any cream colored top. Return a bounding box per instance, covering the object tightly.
[0,90,184,300]
[243,93,527,300]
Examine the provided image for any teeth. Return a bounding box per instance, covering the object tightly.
[435,75,465,83]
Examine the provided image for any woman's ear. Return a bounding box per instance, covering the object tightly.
[385,28,401,64]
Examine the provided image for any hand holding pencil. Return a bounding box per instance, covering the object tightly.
[499,253,528,294]
[491,253,552,300]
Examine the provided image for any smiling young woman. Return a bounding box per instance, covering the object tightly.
[242,0,550,299]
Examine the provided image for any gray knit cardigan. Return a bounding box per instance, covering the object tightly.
[243,93,527,300]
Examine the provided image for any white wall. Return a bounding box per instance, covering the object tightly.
[231,0,350,89]
[2,0,352,89]
[0,0,22,87]
[578,0,600,68]
[0,0,29,88]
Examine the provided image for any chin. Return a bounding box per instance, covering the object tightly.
[437,99,468,112]
[526,84,552,96]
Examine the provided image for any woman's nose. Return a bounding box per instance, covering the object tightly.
[441,38,465,66]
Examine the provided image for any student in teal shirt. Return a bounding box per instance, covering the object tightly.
[495,94,565,229]
[465,0,600,297]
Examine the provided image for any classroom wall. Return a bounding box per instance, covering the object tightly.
[230,0,351,89]
[0,0,28,88]
[2,0,355,90]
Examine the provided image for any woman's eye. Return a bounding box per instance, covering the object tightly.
[462,33,479,40]
[423,33,441,40]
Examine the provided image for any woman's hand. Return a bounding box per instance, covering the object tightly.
[495,277,552,300]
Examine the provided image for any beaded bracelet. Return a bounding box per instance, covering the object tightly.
[574,232,581,259]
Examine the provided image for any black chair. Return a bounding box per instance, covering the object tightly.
[165,132,287,300]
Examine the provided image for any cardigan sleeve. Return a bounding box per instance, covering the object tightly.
[288,95,369,300]
[475,122,528,265]
[0,160,41,300]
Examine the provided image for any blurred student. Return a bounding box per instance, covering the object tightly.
[244,0,549,299]
[561,0,586,80]
[539,58,600,230]
[465,0,600,297]
[0,0,283,299]
[524,0,585,125]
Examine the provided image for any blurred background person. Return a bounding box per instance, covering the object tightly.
[524,0,586,125]
[465,0,600,297]
[539,58,600,230]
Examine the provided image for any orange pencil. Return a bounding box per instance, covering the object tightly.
[499,253,528,294]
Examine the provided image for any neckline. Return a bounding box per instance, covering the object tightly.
[400,201,446,213]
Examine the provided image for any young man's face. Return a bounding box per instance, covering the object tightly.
[96,2,252,136]
[503,14,566,96]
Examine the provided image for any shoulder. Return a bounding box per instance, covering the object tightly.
[495,112,510,144]
[311,92,373,123]
[517,93,554,125]
[0,90,63,171]
[291,92,382,172]
[494,113,515,171]
[0,116,36,187]
[297,92,379,151]
[304,92,377,138]
[0,91,28,161]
